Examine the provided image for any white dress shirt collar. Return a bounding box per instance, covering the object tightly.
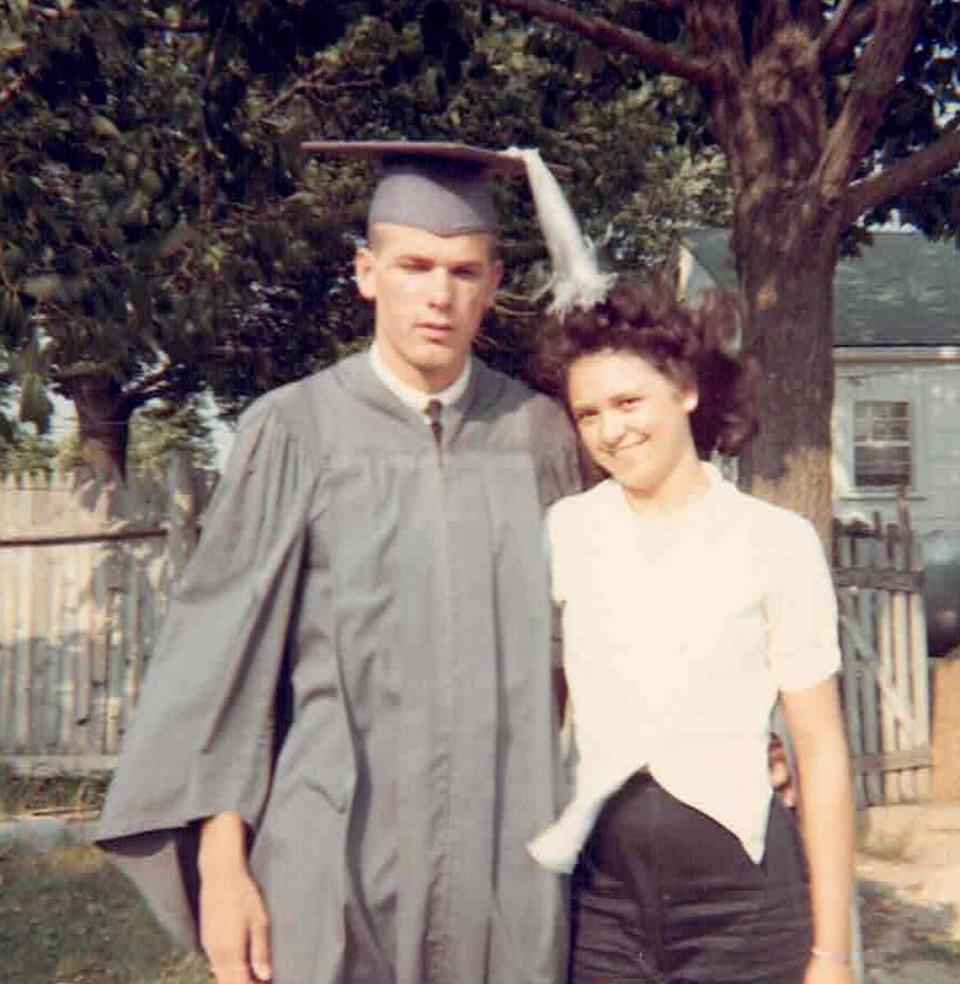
[369,342,472,421]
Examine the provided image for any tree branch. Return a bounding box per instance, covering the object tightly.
[121,359,182,401]
[0,71,35,110]
[123,380,179,410]
[683,1,747,80]
[680,2,748,171]
[841,124,960,226]
[143,19,208,33]
[487,0,716,87]
[820,0,878,64]
[815,0,925,204]
[747,1,794,56]
[261,76,378,120]
[631,0,685,11]
[796,0,827,35]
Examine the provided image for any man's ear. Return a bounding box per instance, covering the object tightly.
[681,384,699,414]
[355,247,377,301]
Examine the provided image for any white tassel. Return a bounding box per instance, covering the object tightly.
[503,148,615,316]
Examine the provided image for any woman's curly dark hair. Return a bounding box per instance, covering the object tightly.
[532,272,759,459]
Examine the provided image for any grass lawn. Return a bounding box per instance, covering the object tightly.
[0,843,209,984]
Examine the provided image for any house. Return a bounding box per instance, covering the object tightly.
[679,229,960,656]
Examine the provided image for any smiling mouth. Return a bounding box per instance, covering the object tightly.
[608,438,649,455]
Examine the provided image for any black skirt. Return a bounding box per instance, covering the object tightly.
[569,771,812,984]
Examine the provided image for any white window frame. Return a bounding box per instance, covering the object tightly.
[852,399,914,491]
[833,356,942,506]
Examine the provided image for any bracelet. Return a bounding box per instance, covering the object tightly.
[811,946,852,965]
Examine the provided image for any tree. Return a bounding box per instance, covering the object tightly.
[196,0,733,372]
[53,399,217,480]
[2,1,733,474]
[0,1,352,477]
[489,0,960,534]
[0,429,58,475]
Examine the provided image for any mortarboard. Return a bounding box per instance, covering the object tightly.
[300,140,526,236]
[302,139,614,315]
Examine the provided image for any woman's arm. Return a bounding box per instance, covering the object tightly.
[781,677,856,984]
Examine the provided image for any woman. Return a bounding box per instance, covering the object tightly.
[529,276,855,984]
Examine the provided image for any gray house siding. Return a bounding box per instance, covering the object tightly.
[679,229,960,655]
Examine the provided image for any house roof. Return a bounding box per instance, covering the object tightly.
[682,228,960,347]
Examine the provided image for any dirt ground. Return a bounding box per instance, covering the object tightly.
[1,802,957,983]
[856,803,960,984]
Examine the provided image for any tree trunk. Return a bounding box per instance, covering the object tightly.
[487,1,959,549]
[733,209,840,543]
[64,374,131,481]
[694,13,839,541]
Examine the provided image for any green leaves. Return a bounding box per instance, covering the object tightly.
[0,282,28,334]
[0,0,733,473]
[21,274,73,304]
[17,373,53,434]
[90,114,123,140]
[0,32,27,62]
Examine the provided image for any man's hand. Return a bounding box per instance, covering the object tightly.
[768,732,797,808]
[198,812,272,984]
[200,861,272,983]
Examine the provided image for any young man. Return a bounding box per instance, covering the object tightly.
[97,144,582,984]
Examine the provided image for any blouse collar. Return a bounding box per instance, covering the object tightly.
[613,461,731,530]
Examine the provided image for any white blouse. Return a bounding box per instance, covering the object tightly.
[529,465,841,873]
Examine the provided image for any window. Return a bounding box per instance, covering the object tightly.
[853,400,912,488]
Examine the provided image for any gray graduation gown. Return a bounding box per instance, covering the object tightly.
[97,353,581,984]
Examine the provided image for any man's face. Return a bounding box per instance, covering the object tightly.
[356,223,503,392]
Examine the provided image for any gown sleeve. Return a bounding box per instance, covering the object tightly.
[528,393,584,509]
[96,395,319,948]
[530,399,582,679]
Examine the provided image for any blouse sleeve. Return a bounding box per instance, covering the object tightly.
[96,395,320,947]
[766,513,842,693]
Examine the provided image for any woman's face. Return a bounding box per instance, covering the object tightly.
[566,348,699,500]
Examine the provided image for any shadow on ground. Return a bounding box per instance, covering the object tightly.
[3,841,958,984]
[860,878,960,984]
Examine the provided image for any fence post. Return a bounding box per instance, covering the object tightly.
[859,533,882,805]
[835,522,866,807]
[907,523,932,799]
[888,522,915,801]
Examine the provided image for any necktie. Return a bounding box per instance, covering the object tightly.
[425,398,443,450]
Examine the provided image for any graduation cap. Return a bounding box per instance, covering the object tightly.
[302,139,614,314]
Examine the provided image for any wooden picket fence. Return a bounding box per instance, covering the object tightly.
[0,453,213,772]
[1,461,935,808]
[832,512,932,807]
